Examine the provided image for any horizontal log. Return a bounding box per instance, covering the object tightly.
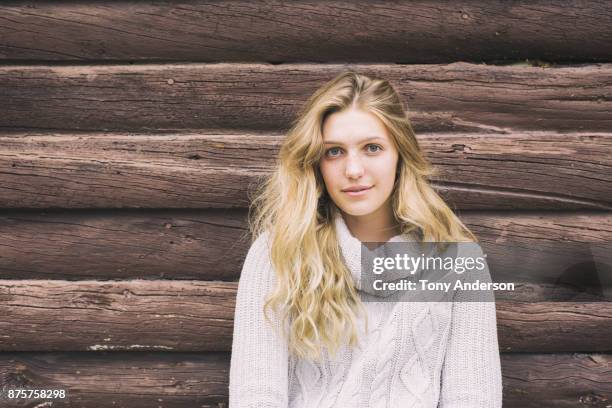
[461,212,612,286]
[0,280,236,352]
[1,211,609,281]
[0,352,610,407]
[1,131,610,209]
[0,2,611,63]
[496,301,612,353]
[1,63,610,133]
[0,351,229,408]
[501,353,612,408]
[0,209,250,281]
[0,280,610,353]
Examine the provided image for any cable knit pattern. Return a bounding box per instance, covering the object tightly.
[229,213,503,407]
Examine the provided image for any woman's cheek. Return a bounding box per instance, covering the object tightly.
[322,164,340,194]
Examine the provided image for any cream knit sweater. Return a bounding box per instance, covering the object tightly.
[229,213,503,407]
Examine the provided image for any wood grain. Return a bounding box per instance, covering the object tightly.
[0,280,610,353]
[0,351,229,408]
[501,353,612,408]
[1,63,610,133]
[496,301,612,352]
[0,352,609,407]
[0,2,611,63]
[0,209,250,280]
[1,210,609,280]
[1,131,610,209]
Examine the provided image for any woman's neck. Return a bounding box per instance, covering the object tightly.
[341,204,401,243]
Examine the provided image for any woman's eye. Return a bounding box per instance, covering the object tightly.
[366,144,382,153]
[326,147,342,157]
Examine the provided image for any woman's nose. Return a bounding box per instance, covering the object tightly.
[345,154,364,179]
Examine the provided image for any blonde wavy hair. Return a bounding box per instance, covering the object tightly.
[248,71,477,361]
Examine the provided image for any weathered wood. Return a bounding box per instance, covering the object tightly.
[461,212,612,286]
[1,211,609,281]
[1,2,611,63]
[496,301,612,353]
[0,280,610,353]
[501,353,612,408]
[0,280,236,352]
[498,283,611,303]
[0,351,229,408]
[1,63,610,133]
[0,352,609,407]
[0,209,250,281]
[1,131,610,209]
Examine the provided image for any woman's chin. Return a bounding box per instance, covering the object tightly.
[337,202,377,217]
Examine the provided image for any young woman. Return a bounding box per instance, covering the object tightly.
[229,72,502,407]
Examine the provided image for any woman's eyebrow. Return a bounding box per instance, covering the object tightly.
[323,136,385,145]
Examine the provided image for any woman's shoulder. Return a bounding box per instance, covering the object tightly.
[248,229,273,255]
[241,229,274,272]
[456,240,485,257]
[239,229,279,291]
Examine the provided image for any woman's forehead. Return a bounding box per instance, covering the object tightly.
[322,108,390,143]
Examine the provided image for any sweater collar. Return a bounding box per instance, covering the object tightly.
[333,210,418,297]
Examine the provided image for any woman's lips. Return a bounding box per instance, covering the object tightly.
[343,186,372,196]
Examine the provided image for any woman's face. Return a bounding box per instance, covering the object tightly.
[319,107,399,218]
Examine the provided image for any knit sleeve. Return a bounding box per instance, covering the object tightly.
[438,243,503,408]
[229,231,289,407]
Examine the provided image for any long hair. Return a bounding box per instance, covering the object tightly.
[248,71,477,361]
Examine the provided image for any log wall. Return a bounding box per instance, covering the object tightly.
[1,1,611,407]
